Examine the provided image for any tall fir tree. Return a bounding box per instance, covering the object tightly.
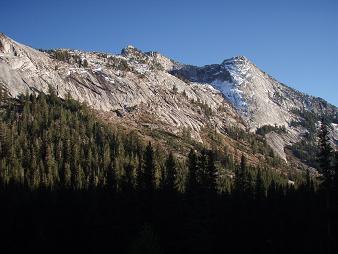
[235,154,250,196]
[142,142,155,193]
[206,150,217,193]
[255,169,265,201]
[163,152,176,193]
[187,149,198,194]
[318,120,334,191]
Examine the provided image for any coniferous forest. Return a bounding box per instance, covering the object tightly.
[0,89,337,254]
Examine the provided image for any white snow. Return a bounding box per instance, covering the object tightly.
[208,57,253,113]
[222,58,250,85]
[211,79,247,111]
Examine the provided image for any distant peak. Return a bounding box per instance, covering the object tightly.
[121,44,141,53]
[233,55,249,61]
[222,55,251,66]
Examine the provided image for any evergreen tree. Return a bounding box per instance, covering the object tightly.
[206,150,217,193]
[318,120,334,190]
[63,162,72,188]
[334,152,338,199]
[106,161,117,192]
[305,168,315,194]
[187,149,198,193]
[30,145,40,189]
[255,169,265,201]
[197,149,208,190]
[143,142,155,193]
[136,153,143,192]
[121,162,134,193]
[235,154,250,196]
[163,152,176,193]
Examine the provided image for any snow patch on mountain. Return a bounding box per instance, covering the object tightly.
[222,56,251,85]
[211,79,247,111]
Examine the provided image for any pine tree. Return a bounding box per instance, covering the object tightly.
[206,150,217,193]
[143,142,155,193]
[235,154,248,195]
[136,153,143,192]
[187,149,198,193]
[121,162,134,193]
[63,162,72,188]
[74,164,84,190]
[163,152,176,192]
[197,149,208,190]
[45,144,57,188]
[106,161,117,192]
[318,120,334,190]
[334,152,338,200]
[305,168,315,194]
[255,169,265,201]
[103,143,111,171]
[30,145,40,189]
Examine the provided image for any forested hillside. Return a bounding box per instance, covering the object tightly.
[0,88,290,191]
[0,89,337,253]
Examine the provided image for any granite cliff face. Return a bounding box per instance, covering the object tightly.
[172,56,336,129]
[0,34,243,142]
[0,33,337,162]
[171,56,337,160]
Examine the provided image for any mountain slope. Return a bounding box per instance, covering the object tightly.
[171,56,337,160]
[0,33,337,167]
[0,33,242,142]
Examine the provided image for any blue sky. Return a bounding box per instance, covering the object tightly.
[2,0,337,106]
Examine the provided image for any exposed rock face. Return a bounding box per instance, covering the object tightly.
[0,33,337,160]
[171,55,337,159]
[0,33,241,142]
[172,56,337,131]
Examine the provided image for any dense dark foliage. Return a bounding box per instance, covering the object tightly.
[0,90,337,254]
[256,124,286,136]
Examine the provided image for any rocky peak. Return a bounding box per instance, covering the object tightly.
[121,45,146,60]
[221,56,253,75]
[223,55,249,64]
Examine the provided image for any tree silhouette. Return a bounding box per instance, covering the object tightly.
[143,142,155,193]
[187,149,198,194]
[318,120,334,190]
[163,152,176,193]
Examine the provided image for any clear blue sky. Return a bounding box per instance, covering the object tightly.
[2,0,337,106]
